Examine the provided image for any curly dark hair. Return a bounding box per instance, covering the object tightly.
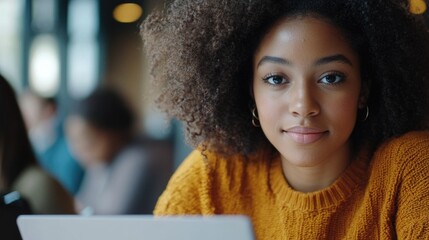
[142,0,429,156]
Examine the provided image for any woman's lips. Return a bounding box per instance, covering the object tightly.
[284,127,328,144]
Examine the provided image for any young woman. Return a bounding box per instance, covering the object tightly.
[0,75,75,214]
[142,0,429,238]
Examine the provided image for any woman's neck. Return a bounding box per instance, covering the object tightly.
[280,149,352,193]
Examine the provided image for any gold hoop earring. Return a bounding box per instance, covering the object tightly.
[251,107,260,127]
[360,106,369,122]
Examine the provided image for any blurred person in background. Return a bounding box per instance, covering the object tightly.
[0,74,75,214]
[66,87,163,214]
[19,89,84,195]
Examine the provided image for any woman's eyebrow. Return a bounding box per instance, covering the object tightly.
[257,54,353,68]
[257,56,292,67]
[314,54,353,66]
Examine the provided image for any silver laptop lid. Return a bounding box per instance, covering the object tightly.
[17,215,255,240]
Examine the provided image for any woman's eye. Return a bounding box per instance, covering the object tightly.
[319,73,345,85]
[263,74,287,85]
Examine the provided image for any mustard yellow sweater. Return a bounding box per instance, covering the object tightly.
[154,131,429,239]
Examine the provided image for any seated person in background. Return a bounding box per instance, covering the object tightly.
[0,74,75,214]
[66,87,162,214]
[19,89,84,195]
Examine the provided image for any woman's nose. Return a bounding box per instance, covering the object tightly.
[288,83,320,118]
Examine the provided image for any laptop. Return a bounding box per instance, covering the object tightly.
[17,215,255,240]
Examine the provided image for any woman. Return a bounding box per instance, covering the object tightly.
[142,0,429,238]
[0,75,75,214]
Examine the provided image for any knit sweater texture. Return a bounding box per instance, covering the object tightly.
[154,131,429,239]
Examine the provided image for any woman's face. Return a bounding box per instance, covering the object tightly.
[252,16,363,168]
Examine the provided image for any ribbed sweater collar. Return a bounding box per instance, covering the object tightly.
[269,154,368,211]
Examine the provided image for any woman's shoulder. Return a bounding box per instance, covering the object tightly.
[176,149,263,177]
[167,149,271,197]
[376,131,429,157]
[372,130,429,173]
[369,131,429,233]
[170,150,231,183]
[154,150,215,214]
[154,149,267,215]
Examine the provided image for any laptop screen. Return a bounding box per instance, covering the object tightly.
[17,215,255,240]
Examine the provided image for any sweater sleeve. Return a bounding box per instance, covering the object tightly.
[395,131,429,238]
[154,150,215,215]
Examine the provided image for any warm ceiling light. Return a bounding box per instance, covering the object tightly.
[409,0,427,14]
[113,3,142,23]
